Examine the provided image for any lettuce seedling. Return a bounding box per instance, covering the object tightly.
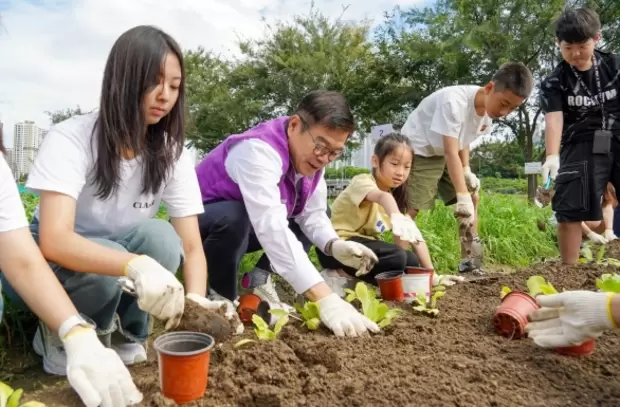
[579,245,620,267]
[0,382,44,407]
[500,276,557,299]
[294,301,321,330]
[596,273,620,293]
[234,309,290,348]
[412,291,445,316]
[344,282,403,328]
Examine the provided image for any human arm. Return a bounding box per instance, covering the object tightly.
[459,147,480,193]
[540,76,564,183]
[581,222,608,244]
[526,291,620,348]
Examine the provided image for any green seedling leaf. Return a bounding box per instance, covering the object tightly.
[306,318,321,330]
[430,291,446,308]
[527,276,558,297]
[597,246,606,264]
[607,258,620,267]
[596,273,620,293]
[500,286,512,299]
[354,282,375,316]
[19,403,46,407]
[433,285,446,292]
[252,314,269,332]
[581,245,594,262]
[6,388,22,407]
[0,381,14,407]
[343,288,357,303]
[268,309,289,318]
[234,339,256,348]
[273,313,289,336]
[378,308,403,328]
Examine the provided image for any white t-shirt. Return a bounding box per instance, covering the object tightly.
[400,85,493,157]
[0,154,29,233]
[26,112,204,240]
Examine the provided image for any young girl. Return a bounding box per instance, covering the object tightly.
[317,133,463,287]
[4,25,240,377]
[0,129,143,405]
[581,183,618,244]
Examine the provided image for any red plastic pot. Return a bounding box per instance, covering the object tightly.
[554,339,596,356]
[492,291,540,339]
[153,332,215,404]
[237,293,262,324]
[375,271,404,302]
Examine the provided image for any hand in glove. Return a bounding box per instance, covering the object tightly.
[433,273,465,287]
[331,239,378,277]
[525,291,617,348]
[64,327,143,407]
[604,229,618,242]
[390,213,424,244]
[542,154,559,186]
[463,166,480,193]
[316,293,380,337]
[455,193,475,227]
[124,255,184,330]
[186,293,244,335]
[587,231,608,245]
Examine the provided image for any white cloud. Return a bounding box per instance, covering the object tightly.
[0,0,424,148]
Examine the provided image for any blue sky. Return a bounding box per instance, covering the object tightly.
[0,0,429,147]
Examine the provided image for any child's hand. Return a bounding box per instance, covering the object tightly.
[390,214,424,244]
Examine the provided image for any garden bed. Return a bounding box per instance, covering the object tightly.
[19,259,620,407]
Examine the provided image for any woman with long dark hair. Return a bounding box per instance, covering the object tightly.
[1,25,240,379]
[0,128,143,405]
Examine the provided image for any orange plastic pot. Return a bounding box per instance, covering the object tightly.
[375,271,404,302]
[153,332,215,405]
[554,339,596,356]
[492,291,540,339]
[237,293,262,324]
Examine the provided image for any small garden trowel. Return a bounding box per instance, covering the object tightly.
[117,277,137,297]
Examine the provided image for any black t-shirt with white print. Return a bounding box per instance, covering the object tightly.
[540,49,620,145]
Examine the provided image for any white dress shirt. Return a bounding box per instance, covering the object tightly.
[224,139,338,294]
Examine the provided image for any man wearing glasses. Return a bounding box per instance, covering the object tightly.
[195,90,380,338]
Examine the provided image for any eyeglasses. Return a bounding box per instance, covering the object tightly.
[299,116,346,160]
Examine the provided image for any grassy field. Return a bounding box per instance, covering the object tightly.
[1,179,558,371]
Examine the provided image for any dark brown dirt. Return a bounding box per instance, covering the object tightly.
[21,261,620,407]
[536,187,554,207]
[604,239,620,260]
[173,299,235,344]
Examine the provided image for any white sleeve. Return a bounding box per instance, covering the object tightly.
[0,154,29,232]
[429,99,466,139]
[224,139,324,294]
[25,123,89,199]
[294,176,338,254]
[161,147,205,218]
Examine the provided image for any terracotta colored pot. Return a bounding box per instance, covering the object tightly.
[153,332,215,404]
[554,339,596,357]
[492,291,540,339]
[403,267,434,302]
[237,293,262,324]
[375,271,404,302]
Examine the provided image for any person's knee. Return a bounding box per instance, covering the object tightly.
[66,272,122,307]
[391,248,409,271]
[126,219,183,272]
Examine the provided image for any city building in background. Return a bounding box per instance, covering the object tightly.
[12,120,46,179]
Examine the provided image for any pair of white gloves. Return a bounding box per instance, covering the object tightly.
[455,166,480,227]
[61,254,241,407]
[527,291,617,348]
[587,229,618,244]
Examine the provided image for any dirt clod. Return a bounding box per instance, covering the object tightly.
[173,299,235,344]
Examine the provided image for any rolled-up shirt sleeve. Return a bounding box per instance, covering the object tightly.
[294,177,338,254]
[224,139,324,294]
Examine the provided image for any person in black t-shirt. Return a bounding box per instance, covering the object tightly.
[540,7,620,264]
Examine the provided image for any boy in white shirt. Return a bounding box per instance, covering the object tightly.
[401,62,533,274]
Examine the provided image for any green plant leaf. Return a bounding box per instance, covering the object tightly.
[268,308,289,318]
[607,259,620,267]
[413,305,427,312]
[527,276,558,297]
[354,282,374,316]
[596,273,620,293]
[0,381,14,407]
[233,339,256,348]
[19,402,47,407]
[306,302,320,318]
[581,246,593,262]
[252,314,269,332]
[430,291,446,308]
[255,328,275,341]
[273,314,289,336]
[500,286,512,298]
[596,246,606,264]
[306,318,321,330]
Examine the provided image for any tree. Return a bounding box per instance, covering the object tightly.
[46,106,88,125]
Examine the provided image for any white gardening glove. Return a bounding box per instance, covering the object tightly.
[587,231,608,244]
[541,154,559,185]
[390,213,424,244]
[455,193,475,226]
[433,273,465,287]
[124,255,185,330]
[186,293,244,335]
[604,229,618,242]
[316,293,380,337]
[525,291,616,348]
[462,166,480,193]
[331,239,379,277]
[63,327,143,407]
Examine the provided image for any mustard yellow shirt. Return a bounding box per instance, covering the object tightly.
[330,174,391,240]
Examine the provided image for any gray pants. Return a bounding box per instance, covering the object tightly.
[0,218,184,343]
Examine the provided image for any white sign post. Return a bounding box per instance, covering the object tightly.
[371,124,393,140]
[524,162,542,175]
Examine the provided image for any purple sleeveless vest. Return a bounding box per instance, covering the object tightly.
[196,116,323,218]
